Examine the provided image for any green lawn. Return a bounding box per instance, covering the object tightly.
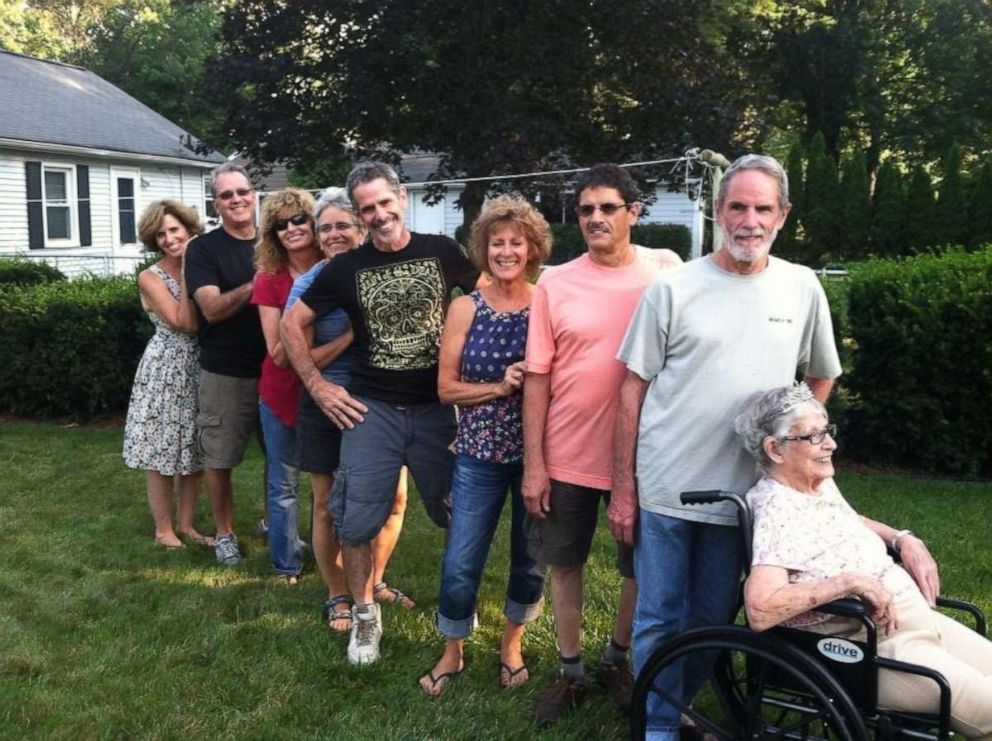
[1,420,989,739]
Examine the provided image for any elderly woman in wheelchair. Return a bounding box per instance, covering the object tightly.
[731,383,992,739]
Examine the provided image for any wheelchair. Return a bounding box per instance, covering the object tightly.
[631,490,988,740]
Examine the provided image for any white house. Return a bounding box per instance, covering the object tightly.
[0,50,225,276]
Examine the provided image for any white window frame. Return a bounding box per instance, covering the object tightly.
[41,163,78,248]
[111,167,141,248]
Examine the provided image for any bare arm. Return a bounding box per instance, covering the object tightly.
[860,516,939,605]
[804,375,834,404]
[280,299,367,429]
[608,370,651,545]
[437,296,524,405]
[191,282,254,324]
[138,267,197,334]
[744,564,898,635]
[258,305,288,367]
[310,326,354,370]
[521,371,552,518]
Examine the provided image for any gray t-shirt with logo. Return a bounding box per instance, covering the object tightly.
[617,255,842,525]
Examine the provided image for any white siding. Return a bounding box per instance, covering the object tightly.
[639,188,697,228]
[0,153,29,251]
[0,146,212,272]
[445,184,465,240]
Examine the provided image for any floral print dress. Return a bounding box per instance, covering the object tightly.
[123,264,203,475]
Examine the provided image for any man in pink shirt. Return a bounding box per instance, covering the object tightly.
[523,164,682,726]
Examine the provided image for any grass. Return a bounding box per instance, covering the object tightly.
[0,420,989,739]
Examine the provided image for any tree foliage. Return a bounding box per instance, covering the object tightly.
[839,151,870,260]
[208,0,746,226]
[869,160,905,256]
[904,165,936,252]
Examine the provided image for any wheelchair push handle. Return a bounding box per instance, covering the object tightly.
[680,490,733,506]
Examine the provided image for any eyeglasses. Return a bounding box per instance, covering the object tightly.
[576,202,631,218]
[274,213,310,231]
[215,187,253,201]
[317,222,357,235]
[779,424,837,445]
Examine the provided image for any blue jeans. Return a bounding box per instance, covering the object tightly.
[633,509,744,739]
[436,454,545,639]
[259,399,302,576]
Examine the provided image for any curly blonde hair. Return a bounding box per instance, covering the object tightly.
[255,188,319,275]
[137,200,203,253]
[468,194,552,278]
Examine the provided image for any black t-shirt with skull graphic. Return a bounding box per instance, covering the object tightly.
[301,232,479,404]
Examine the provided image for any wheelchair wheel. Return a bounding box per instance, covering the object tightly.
[632,625,868,741]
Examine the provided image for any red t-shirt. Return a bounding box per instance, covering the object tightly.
[251,269,299,427]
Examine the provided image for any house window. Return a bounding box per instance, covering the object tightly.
[203,175,218,221]
[42,165,76,243]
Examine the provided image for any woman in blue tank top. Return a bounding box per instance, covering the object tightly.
[419,195,552,696]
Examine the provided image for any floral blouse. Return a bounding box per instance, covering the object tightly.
[747,476,918,627]
[454,291,528,463]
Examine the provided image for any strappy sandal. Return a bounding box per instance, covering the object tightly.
[498,661,530,689]
[373,581,415,610]
[322,595,353,633]
[418,666,463,697]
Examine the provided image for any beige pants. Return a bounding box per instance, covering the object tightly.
[876,594,992,740]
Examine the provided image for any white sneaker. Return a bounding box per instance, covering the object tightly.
[347,603,382,665]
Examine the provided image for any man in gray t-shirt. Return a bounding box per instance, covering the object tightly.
[610,154,842,740]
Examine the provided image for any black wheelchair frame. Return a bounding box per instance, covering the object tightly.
[631,490,987,740]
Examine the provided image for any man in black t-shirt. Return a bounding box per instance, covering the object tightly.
[282,161,479,665]
[185,162,266,566]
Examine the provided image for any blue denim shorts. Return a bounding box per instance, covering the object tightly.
[330,396,455,546]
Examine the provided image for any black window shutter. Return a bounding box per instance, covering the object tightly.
[77,165,92,246]
[25,161,44,250]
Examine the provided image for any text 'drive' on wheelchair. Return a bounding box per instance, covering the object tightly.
[631,490,988,741]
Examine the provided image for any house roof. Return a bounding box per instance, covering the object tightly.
[0,50,225,166]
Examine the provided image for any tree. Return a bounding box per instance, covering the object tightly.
[208,0,747,229]
[968,162,992,248]
[839,151,870,260]
[802,133,839,262]
[869,160,905,256]
[777,140,805,260]
[904,166,936,251]
[935,143,967,248]
[77,0,225,146]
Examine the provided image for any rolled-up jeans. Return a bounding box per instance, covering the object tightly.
[436,454,545,639]
[259,399,302,576]
[633,509,744,740]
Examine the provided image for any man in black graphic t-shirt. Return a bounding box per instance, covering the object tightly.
[282,161,479,665]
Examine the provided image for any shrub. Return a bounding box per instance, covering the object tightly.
[0,276,150,419]
[0,258,66,288]
[844,247,992,476]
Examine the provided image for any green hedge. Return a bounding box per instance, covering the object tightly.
[0,277,150,419]
[455,222,692,265]
[844,247,992,476]
[0,257,66,288]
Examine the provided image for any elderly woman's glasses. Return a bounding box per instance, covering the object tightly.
[274,213,310,231]
[779,424,837,445]
[317,222,357,235]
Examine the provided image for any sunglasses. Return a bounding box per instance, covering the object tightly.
[576,202,631,218]
[274,213,310,231]
[216,187,253,201]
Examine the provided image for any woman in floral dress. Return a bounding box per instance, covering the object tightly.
[123,200,211,549]
[419,195,552,696]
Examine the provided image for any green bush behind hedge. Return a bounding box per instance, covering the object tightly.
[0,257,66,288]
[454,223,692,265]
[844,247,992,476]
[0,276,150,419]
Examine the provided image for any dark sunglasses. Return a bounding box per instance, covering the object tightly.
[274,213,310,231]
[216,187,253,201]
[576,202,631,218]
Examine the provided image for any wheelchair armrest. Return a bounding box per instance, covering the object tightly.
[816,598,868,619]
[936,597,988,637]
